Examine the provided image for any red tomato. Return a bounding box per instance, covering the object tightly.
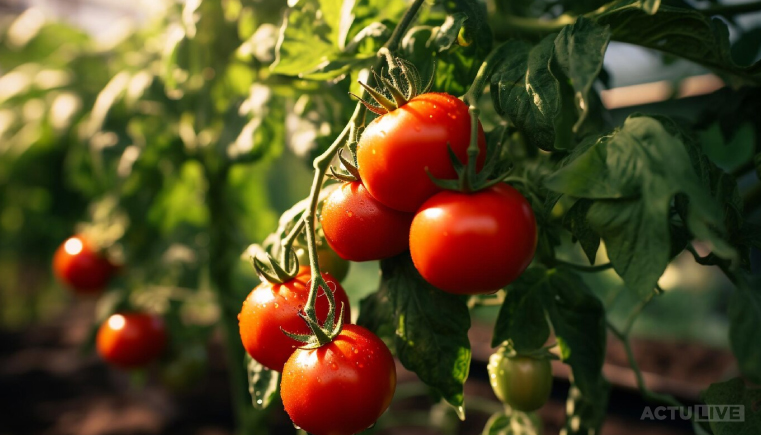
[410,184,537,294]
[96,312,167,369]
[321,181,414,261]
[357,92,486,212]
[53,235,115,294]
[281,324,396,435]
[238,266,351,372]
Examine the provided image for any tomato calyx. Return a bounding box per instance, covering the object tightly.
[280,273,347,349]
[328,149,362,183]
[252,250,300,284]
[426,107,512,193]
[351,56,434,115]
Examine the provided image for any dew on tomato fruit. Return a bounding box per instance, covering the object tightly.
[274,302,279,308]
[347,211,353,217]
[293,424,301,430]
[331,362,338,370]
[353,348,359,354]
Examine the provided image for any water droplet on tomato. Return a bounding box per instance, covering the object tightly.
[331,363,338,370]
[274,303,279,308]
[347,211,353,217]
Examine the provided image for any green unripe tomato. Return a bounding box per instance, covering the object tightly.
[295,245,350,282]
[160,345,208,392]
[488,353,552,412]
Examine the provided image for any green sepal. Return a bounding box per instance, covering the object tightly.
[253,251,299,284]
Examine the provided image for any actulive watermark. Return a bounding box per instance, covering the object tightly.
[641,405,744,422]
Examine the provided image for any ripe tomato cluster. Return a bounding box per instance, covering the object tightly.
[53,235,168,370]
[240,91,541,435]
[322,92,538,295]
[238,267,396,435]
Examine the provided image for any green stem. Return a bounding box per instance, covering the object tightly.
[206,167,264,434]
[279,216,305,270]
[607,321,683,407]
[300,0,428,331]
[555,260,614,273]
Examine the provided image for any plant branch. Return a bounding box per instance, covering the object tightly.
[607,321,683,407]
[300,0,428,328]
[556,260,614,273]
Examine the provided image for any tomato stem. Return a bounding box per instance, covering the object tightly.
[297,0,429,343]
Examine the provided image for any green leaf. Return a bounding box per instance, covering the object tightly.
[482,410,540,435]
[246,354,280,410]
[491,38,572,151]
[703,378,761,435]
[697,122,755,172]
[553,17,610,134]
[596,2,761,86]
[728,275,761,384]
[563,199,600,264]
[433,13,469,52]
[492,269,551,351]
[271,0,338,77]
[272,0,407,79]
[379,253,471,409]
[545,115,735,299]
[544,268,606,397]
[564,379,610,435]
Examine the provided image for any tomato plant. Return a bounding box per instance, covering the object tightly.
[409,184,537,294]
[53,235,115,294]
[238,266,350,372]
[96,312,167,369]
[357,92,487,212]
[280,324,396,435]
[7,0,761,433]
[488,352,553,412]
[321,181,414,261]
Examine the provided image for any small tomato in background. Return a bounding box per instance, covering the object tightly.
[96,312,167,369]
[53,235,116,294]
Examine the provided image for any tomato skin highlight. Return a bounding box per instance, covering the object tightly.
[281,324,396,435]
[357,92,487,212]
[53,235,115,294]
[488,354,553,412]
[96,312,167,369]
[409,184,537,294]
[321,181,414,261]
[238,266,351,372]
